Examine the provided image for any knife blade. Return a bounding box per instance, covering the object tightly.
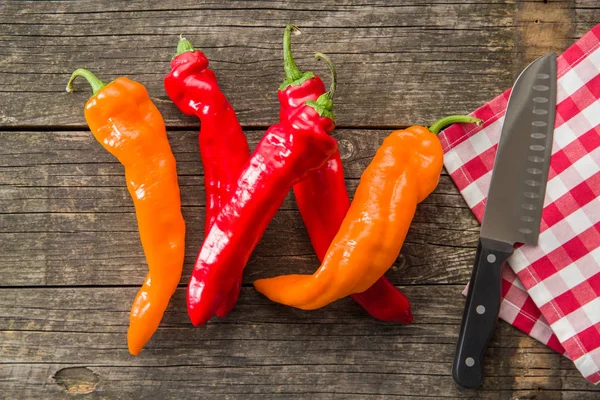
[452,53,557,389]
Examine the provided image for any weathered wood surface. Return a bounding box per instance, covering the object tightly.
[1,0,600,399]
[2,286,599,399]
[0,0,593,128]
[0,129,479,287]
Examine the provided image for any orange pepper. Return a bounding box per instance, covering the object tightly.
[67,69,186,355]
[254,116,481,310]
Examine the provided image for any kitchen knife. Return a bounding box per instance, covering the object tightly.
[452,53,557,388]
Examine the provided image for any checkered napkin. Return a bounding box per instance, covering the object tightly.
[437,24,600,384]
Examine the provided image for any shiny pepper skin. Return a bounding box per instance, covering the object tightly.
[278,74,326,118]
[254,126,446,309]
[67,70,186,355]
[164,42,249,230]
[280,25,414,322]
[187,103,338,327]
[254,115,482,310]
[164,37,250,318]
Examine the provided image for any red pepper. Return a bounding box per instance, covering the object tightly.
[280,25,413,323]
[187,68,338,327]
[164,36,250,317]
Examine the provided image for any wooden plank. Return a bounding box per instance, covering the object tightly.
[0,215,479,287]
[2,0,596,128]
[1,1,599,397]
[0,129,450,179]
[0,129,479,286]
[1,286,599,398]
[576,1,600,37]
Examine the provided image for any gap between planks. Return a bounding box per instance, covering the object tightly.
[0,124,414,132]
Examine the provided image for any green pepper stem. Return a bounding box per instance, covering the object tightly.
[315,52,336,100]
[66,68,107,95]
[304,53,337,121]
[175,34,195,58]
[283,24,303,82]
[429,115,482,134]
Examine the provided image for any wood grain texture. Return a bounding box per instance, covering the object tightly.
[1,0,600,398]
[0,0,589,128]
[1,286,599,399]
[0,129,478,287]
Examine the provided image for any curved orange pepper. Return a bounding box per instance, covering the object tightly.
[254,117,480,310]
[67,70,186,355]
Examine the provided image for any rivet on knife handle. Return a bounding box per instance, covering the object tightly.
[452,238,514,388]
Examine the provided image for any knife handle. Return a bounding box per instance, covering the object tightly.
[452,238,514,388]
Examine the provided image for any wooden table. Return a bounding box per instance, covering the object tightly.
[1,1,599,398]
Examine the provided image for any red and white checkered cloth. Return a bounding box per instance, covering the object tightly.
[438,24,600,384]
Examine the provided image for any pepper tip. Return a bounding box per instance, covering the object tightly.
[175,35,196,58]
[287,24,301,36]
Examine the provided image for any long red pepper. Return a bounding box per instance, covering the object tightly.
[281,25,412,322]
[187,70,338,326]
[215,26,329,315]
[164,36,250,317]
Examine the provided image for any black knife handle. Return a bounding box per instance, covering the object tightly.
[452,238,514,388]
